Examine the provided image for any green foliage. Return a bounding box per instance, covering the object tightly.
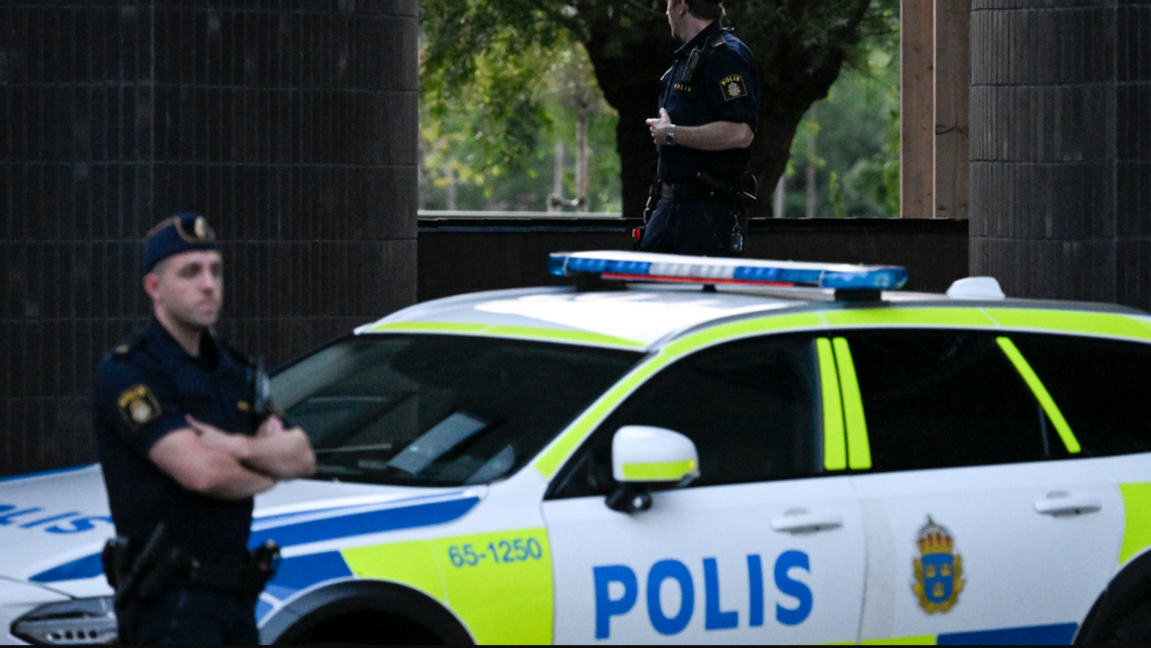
[828,171,846,218]
[783,19,900,218]
[420,24,622,212]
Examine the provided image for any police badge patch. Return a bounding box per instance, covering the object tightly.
[117,384,161,430]
[720,74,747,101]
[912,516,965,613]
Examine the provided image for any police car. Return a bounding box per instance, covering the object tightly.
[4,250,1151,645]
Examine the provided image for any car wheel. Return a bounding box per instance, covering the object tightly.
[1100,598,1151,644]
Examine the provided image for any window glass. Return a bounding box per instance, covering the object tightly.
[847,330,1060,472]
[271,334,641,486]
[549,334,820,499]
[1010,333,1151,457]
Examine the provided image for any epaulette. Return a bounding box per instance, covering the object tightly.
[708,29,731,50]
[111,335,144,358]
[102,337,141,368]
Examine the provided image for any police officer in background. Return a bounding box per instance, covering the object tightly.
[641,0,760,257]
[93,213,316,644]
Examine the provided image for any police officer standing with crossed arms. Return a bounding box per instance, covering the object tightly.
[641,0,760,257]
[93,212,316,644]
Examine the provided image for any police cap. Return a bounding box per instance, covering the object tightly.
[143,212,220,273]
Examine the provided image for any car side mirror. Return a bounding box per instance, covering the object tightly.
[606,426,700,514]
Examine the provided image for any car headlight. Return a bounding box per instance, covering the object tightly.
[11,597,117,645]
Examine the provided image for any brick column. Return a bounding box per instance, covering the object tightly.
[970,0,1151,306]
[0,1,418,476]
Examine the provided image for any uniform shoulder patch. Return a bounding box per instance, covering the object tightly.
[720,74,748,102]
[117,384,162,431]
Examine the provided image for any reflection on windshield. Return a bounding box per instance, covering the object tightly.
[271,334,641,486]
[387,411,489,475]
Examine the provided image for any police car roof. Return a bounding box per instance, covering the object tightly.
[359,282,1147,353]
[357,251,1148,350]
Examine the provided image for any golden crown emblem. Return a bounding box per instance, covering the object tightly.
[917,518,954,555]
[912,516,965,614]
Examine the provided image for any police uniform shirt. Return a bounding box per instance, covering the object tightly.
[657,21,760,185]
[93,318,256,563]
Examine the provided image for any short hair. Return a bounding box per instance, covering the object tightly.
[149,257,173,279]
[685,0,724,22]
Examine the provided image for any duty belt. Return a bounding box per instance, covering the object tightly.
[184,558,272,597]
[660,182,738,202]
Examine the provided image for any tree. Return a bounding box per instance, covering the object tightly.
[419,31,621,212]
[783,41,900,218]
[422,0,897,218]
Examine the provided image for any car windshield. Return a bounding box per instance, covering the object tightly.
[270,334,642,486]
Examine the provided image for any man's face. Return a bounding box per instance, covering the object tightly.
[148,250,224,330]
[666,0,685,42]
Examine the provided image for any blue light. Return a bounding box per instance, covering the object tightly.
[733,266,823,285]
[549,252,909,292]
[604,260,653,276]
[822,267,908,290]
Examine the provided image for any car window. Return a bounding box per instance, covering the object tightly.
[549,334,821,499]
[1009,333,1151,457]
[845,330,1066,473]
[271,334,642,486]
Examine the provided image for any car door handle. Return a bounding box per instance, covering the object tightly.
[1034,493,1102,517]
[770,510,844,534]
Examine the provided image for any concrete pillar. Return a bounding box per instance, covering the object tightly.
[970,0,1151,306]
[0,1,419,476]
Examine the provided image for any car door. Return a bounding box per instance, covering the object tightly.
[836,329,1123,644]
[541,334,866,644]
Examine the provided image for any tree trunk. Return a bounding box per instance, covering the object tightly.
[806,124,818,219]
[576,110,590,207]
[748,108,806,218]
[581,15,671,220]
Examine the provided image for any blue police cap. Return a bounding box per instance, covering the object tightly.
[143,212,220,273]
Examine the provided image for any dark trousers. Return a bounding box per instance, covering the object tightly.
[117,587,259,645]
[639,198,742,257]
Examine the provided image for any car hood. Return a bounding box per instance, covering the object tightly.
[0,465,485,598]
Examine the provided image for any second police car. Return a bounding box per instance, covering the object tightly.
[3,250,1151,644]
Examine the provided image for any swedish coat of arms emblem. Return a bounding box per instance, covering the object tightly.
[912,516,965,613]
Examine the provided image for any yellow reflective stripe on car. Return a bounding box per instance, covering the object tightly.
[816,338,847,471]
[832,338,871,470]
[861,636,937,645]
[1119,483,1151,564]
[996,337,1081,454]
[368,321,646,350]
[621,459,697,481]
[533,313,826,478]
[533,353,677,479]
[823,307,997,328]
[431,529,553,645]
[658,312,826,356]
[342,540,446,602]
[986,309,1151,341]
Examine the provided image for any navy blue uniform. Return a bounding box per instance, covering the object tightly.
[93,318,259,644]
[640,21,760,256]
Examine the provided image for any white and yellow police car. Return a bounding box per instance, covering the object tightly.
[4,250,1151,645]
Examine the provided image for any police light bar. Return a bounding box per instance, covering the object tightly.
[548,251,908,291]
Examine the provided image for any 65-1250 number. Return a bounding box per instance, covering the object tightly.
[447,538,543,568]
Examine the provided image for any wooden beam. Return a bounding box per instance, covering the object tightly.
[901,0,935,218]
[935,0,970,219]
